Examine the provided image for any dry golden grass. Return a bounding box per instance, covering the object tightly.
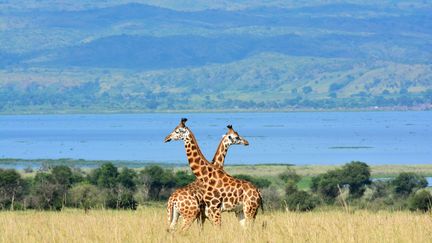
[1,208,432,243]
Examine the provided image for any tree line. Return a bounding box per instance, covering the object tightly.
[0,162,430,212]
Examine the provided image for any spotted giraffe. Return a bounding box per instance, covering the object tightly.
[165,118,263,228]
[166,125,249,232]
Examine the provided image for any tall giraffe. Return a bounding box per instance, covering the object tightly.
[167,125,249,232]
[165,118,262,228]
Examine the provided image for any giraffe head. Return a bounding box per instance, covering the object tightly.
[224,125,249,146]
[164,118,190,142]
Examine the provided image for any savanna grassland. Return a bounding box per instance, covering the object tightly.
[0,207,431,243]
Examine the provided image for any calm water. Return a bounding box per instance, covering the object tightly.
[0,112,431,165]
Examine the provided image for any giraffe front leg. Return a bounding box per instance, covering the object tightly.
[206,206,222,227]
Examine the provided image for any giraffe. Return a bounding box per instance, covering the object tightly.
[164,118,263,228]
[166,125,249,232]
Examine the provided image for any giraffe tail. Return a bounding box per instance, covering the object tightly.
[259,191,264,214]
[167,199,173,231]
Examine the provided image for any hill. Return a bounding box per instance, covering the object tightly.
[0,1,431,113]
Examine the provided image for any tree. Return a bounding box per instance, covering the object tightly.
[51,166,74,207]
[234,174,271,189]
[68,183,102,212]
[91,163,119,188]
[174,170,195,187]
[31,172,63,210]
[392,172,427,197]
[311,170,342,202]
[311,161,371,201]
[118,167,137,191]
[286,191,318,212]
[278,168,301,184]
[340,161,371,198]
[0,169,24,210]
[409,190,432,212]
[137,165,176,200]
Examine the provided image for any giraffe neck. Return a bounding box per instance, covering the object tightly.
[183,130,211,179]
[212,139,229,168]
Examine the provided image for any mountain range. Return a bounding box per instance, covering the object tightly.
[0,1,431,113]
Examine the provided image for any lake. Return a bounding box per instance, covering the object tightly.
[0,111,431,165]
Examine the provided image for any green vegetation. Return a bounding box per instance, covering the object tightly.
[0,161,430,212]
[409,190,432,212]
[1,2,432,113]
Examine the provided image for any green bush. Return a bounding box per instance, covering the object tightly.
[311,161,371,201]
[409,190,432,212]
[392,172,428,197]
[234,174,271,188]
[174,170,195,187]
[278,168,301,184]
[286,191,318,212]
[0,169,25,210]
[68,183,103,210]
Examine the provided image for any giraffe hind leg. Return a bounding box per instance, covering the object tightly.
[196,205,206,230]
[236,210,246,227]
[168,203,180,232]
[242,204,259,228]
[180,215,196,232]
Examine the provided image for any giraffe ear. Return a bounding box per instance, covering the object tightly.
[180,118,188,126]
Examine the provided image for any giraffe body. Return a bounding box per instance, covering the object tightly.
[165,119,262,228]
[167,125,249,232]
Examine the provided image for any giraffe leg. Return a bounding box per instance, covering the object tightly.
[235,210,246,227]
[196,204,206,230]
[207,206,222,227]
[168,203,180,232]
[242,204,258,228]
[177,201,201,233]
[180,214,197,232]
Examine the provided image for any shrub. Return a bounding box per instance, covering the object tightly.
[0,169,25,210]
[311,161,371,201]
[286,191,318,212]
[136,165,176,200]
[392,172,427,197]
[409,190,432,212]
[278,168,301,184]
[260,187,283,211]
[174,170,195,187]
[340,161,371,198]
[30,172,63,210]
[90,163,119,188]
[234,174,271,188]
[311,170,342,202]
[68,183,103,210]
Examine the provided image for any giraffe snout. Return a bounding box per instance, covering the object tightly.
[164,135,172,143]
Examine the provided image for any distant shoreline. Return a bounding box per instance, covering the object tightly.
[0,106,431,116]
[1,158,432,177]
